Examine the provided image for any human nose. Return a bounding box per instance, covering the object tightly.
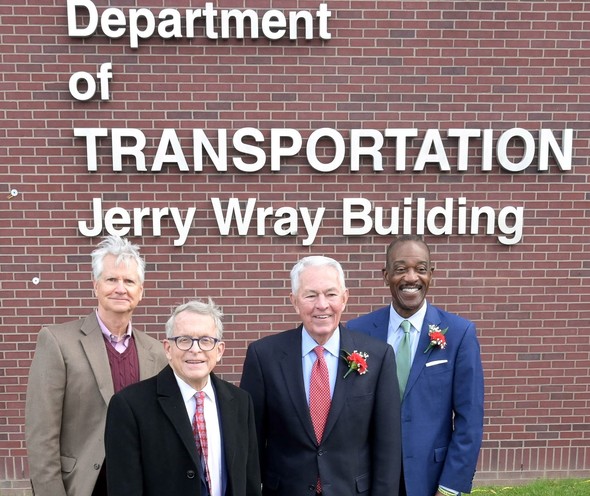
[114,279,126,292]
[188,339,202,351]
[315,294,329,308]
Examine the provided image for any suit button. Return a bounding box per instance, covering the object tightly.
[308,485,316,491]
[93,464,100,470]
[186,470,196,479]
[317,449,325,456]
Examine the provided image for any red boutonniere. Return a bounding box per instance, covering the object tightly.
[424,324,448,353]
[341,350,369,378]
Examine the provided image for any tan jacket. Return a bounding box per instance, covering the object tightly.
[25,312,168,496]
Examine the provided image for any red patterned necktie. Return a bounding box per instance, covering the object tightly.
[309,345,331,493]
[193,391,212,495]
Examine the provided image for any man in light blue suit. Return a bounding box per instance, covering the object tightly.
[347,235,484,496]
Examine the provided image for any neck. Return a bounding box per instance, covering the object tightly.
[191,375,210,392]
[97,310,131,338]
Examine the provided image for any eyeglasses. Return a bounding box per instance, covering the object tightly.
[168,335,220,351]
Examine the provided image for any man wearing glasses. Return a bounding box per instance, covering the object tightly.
[104,299,261,496]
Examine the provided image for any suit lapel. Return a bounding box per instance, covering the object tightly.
[157,366,201,470]
[134,329,161,380]
[213,374,237,473]
[278,327,317,445]
[321,326,350,441]
[80,312,114,406]
[368,307,390,341]
[405,305,442,396]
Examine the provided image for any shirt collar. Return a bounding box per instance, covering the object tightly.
[301,326,341,359]
[96,310,132,342]
[389,301,428,333]
[173,371,215,404]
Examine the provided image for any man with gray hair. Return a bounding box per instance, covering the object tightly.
[25,235,167,496]
[240,256,402,496]
[105,299,261,496]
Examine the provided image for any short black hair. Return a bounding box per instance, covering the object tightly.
[385,235,431,270]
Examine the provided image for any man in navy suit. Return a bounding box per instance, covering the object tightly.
[240,256,401,496]
[347,235,484,496]
[105,300,261,496]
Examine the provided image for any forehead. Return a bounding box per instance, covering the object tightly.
[389,241,430,265]
[100,254,139,275]
[173,311,216,335]
[298,265,343,291]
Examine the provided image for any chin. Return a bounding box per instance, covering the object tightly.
[310,328,335,339]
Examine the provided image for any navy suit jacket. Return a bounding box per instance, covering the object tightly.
[105,365,261,496]
[348,304,484,495]
[240,325,401,496]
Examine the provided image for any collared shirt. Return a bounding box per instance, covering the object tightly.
[96,310,132,353]
[302,327,340,404]
[175,373,226,496]
[386,301,428,364]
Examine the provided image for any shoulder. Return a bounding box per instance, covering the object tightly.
[341,326,392,356]
[212,374,251,401]
[428,304,476,334]
[247,327,299,352]
[347,306,389,327]
[34,315,93,351]
[41,314,89,335]
[426,305,480,354]
[133,327,164,346]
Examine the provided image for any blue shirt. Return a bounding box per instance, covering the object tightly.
[386,301,428,365]
[301,327,340,404]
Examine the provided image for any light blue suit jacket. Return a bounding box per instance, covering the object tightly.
[347,304,484,495]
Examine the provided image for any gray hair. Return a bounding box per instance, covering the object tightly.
[91,236,146,284]
[165,299,224,340]
[290,256,347,295]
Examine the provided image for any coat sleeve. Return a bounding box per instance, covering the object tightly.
[239,343,267,474]
[438,322,485,493]
[245,393,263,496]
[25,327,68,496]
[370,344,403,496]
[105,392,144,496]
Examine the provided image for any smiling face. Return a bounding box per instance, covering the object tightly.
[290,264,349,345]
[93,254,143,319]
[164,310,225,391]
[383,240,433,318]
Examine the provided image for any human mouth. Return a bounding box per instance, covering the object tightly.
[186,358,205,365]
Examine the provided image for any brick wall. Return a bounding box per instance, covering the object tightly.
[1,0,589,492]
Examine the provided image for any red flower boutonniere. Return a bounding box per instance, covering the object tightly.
[424,324,448,353]
[341,349,369,378]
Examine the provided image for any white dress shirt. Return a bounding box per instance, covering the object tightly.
[174,373,226,496]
